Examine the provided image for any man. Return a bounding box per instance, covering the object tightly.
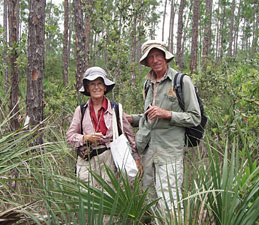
[127,40,201,219]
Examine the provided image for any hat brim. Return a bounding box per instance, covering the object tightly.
[79,74,115,96]
[139,46,174,66]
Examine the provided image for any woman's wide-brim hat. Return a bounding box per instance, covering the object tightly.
[139,40,174,66]
[79,67,115,96]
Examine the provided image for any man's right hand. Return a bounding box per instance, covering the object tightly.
[125,114,133,124]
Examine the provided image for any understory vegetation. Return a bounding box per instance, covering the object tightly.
[0,55,258,225]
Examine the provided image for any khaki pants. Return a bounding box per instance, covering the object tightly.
[142,147,184,218]
[76,150,118,225]
[76,150,117,188]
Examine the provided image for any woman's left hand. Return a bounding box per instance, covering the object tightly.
[135,159,143,179]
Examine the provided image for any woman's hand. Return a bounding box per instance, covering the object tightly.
[84,132,103,143]
[135,159,143,179]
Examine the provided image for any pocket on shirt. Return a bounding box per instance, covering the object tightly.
[162,93,179,111]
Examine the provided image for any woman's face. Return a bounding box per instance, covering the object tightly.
[86,78,107,100]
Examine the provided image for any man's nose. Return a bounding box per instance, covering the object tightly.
[153,56,159,62]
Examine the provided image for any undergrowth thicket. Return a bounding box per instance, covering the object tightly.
[0,56,258,224]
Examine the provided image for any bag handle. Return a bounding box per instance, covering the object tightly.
[112,102,123,141]
[118,103,123,133]
[112,108,119,141]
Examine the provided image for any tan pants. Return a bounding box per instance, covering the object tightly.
[142,147,184,219]
[76,150,117,187]
[76,150,118,225]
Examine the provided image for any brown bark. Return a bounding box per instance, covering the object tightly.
[8,0,20,131]
[176,0,185,70]
[215,3,220,61]
[181,3,192,58]
[137,0,144,75]
[234,0,241,55]
[228,0,235,56]
[26,0,46,145]
[162,0,168,42]
[63,0,69,86]
[131,2,137,85]
[202,0,213,61]
[168,0,175,53]
[251,5,258,54]
[73,0,87,91]
[190,0,200,73]
[84,0,92,71]
[219,2,226,59]
[3,0,8,93]
[68,0,73,63]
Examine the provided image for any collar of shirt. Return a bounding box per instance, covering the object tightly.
[89,97,108,135]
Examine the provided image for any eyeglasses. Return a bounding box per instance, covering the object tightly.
[88,81,105,88]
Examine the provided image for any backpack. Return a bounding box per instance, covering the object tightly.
[144,73,207,147]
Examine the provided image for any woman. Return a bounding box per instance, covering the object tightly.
[66,66,142,188]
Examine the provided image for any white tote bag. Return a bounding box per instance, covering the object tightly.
[110,103,138,177]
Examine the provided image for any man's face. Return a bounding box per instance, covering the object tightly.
[146,48,167,75]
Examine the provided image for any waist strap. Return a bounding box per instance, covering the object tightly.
[77,144,110,161]
[89,146,110,160]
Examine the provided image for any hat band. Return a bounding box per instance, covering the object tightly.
[142,43,167,54]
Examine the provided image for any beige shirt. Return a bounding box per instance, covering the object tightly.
[132,67,201,162]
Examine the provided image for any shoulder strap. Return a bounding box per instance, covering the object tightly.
[173,73,185,111]
[111,102,122,135]
[144,79,151,98]
[80,103,87,134]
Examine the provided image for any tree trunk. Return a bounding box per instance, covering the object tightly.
[202,0,213,64]
[219,1,226,59]
[181,3,192,60]
[228,0,235,56]
[162,0,167,42]
[62,0,69,86]
[73,0,86,91]
[131,3,137,85]
[215,3,220,62]
[251,5,258,55]
[234,0,241,56]
[176,0,185,70]
[168,0,175,53]
[190,0,200,73]
[68,0,73,64]
[26,0,46,145]
[84,0,92,72]
[8,0,20,131]
[3,0,8,93]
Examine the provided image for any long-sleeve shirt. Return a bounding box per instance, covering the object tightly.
[66,99,140,161]
[131,67,201,163]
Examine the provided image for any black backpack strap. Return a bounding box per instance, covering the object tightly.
[111,102,122,135]
[173,73,185,111]
[144,79,151,98]
[80,103,87,134]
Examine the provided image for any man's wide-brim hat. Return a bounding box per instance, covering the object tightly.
[79,67,115,96]
[139,40,174,66]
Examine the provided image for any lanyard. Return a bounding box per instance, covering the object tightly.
[93,109,104,132]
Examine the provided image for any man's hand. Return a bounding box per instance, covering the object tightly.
[144,105,171,120]
[125,114,133,124]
